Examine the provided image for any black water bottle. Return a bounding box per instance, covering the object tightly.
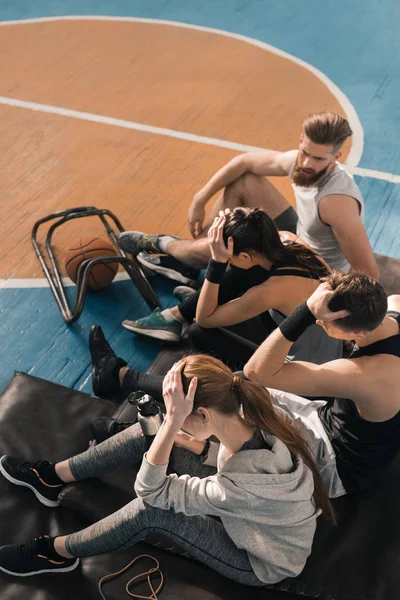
[128,391,164,449]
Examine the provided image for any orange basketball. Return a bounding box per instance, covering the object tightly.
[65,237,119,290]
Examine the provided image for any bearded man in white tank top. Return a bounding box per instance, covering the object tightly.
[121,112,379,281]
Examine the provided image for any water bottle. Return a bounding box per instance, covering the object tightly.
[128,391,164,449]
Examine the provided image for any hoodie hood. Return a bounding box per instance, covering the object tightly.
[220,430,313,503]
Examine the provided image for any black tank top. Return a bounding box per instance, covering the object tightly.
[319,311,400,494]
[268,265,321,281]
[267,266,321,320]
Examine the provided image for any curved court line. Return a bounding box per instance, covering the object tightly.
[0,272,131,289]
[0,14,364,167]
[0,95,399,185]
[1,15,397,290]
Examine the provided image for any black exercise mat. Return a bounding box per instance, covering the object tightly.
[0,372,298,600]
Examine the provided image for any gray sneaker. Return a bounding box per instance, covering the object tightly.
[137,252,199,286]
[122,309,182,342]
[118,232,178,256]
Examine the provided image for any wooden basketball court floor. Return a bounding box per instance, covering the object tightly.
[0,6,399,394]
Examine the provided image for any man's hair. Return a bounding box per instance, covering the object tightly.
[303,112,353,152]
[322,271,387,332]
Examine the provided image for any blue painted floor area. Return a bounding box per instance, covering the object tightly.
[0,276,177,395]
[0,1,399,395]
[0,1,399,174]
[358,176,400,258]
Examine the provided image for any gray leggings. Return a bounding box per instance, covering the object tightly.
[66,424,264,587]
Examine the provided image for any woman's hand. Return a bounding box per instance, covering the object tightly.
[208,211,234,263]
[162,361,197,429]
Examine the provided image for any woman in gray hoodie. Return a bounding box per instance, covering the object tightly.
[0,355,334,585]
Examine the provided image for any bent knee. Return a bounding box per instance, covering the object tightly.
[226,172,262,194]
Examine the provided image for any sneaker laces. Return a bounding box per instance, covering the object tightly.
[19,536,48,560]
[20,460,50,474]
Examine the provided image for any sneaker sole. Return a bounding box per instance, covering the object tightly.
[136,254,196,286]
[0,458,60,508]
[0,558,80,577]
[121,322,181,342]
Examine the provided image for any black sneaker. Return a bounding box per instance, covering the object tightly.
[118,231,178,255]
[89,324,127,397]
[0,456,63,508]
[0,536,79,577]
[89,417,135,443]
[136,252,200,286]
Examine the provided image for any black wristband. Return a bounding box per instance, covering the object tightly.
[279,301,317,342]
[205,258,228,284]
[199,438,211,459]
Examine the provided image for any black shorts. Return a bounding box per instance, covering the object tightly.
[273,205,298,234]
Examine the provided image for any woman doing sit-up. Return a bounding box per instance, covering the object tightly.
[0,355,334,584]
[123,207,342,370]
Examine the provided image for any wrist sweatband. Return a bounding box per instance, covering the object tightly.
[199,438,211,459]
[279,301,317,342]
[205,258,228,284]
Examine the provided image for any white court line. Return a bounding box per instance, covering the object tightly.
[0,16,398,290]
[0,14,364,167]
[0,95,399,185]
[0,96,269,155]
[349,166,400,184]
[0,271,131,289]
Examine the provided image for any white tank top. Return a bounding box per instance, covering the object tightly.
[290,163,365,272]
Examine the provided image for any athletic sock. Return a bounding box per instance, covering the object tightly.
[42,536,70,561]
[112,364,123,382]
[110,357,127,382]
[120,368,140,391]
[158,235,178,253]
[38,463,65,486]
[160,308,181,323]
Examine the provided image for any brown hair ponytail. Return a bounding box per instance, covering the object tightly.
[238,378,335,524]
[223,207,329,279]
[181,354,335,525]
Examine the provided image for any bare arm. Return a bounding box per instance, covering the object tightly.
[244,283,355,397]
[319,194,379,279]
[196,212,280,328]
[193,150,297,210]
[388,295,400,312]
[244,324,362,398]
[196,280,280,328]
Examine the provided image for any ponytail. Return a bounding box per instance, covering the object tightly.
[224,207,329,279]
[181,354,335,524]
[237,377,336,524]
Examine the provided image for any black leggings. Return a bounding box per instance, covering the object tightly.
[178,265,276,371]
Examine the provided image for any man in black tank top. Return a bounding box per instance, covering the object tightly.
[244,271,400,495]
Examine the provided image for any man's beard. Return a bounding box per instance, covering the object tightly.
[292,159,331,187]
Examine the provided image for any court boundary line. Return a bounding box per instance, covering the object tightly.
[0,16,398,289]
[0,95,398,185]
[0,272,131,289]
[0,14,364,167]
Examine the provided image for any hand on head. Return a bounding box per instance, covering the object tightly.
[208,209,234,263]
[162,361,197,427]
[307,282,350,322]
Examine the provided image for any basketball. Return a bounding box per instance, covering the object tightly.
[65,237,119,290]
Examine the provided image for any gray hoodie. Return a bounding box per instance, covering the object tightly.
[135,430,319,584]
